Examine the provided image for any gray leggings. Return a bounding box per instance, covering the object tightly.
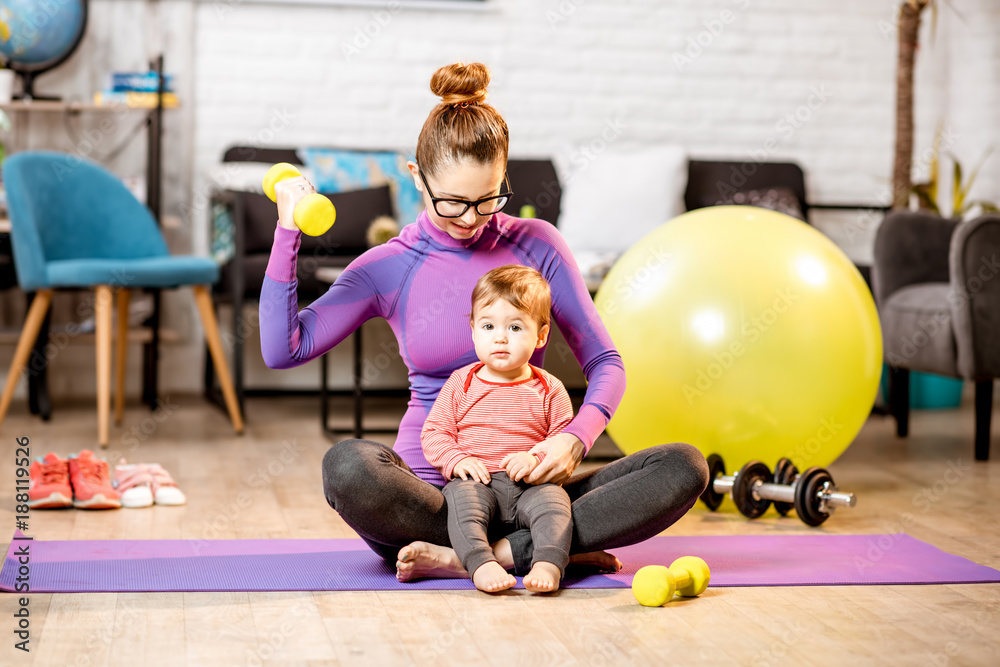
[444,473,572,578]
[322,440,709,576]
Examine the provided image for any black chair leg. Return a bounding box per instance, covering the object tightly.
[975,380,994,461]
[203,337,215,400]
[233,300,245,414]
[142,289,161,410]
[203,294,216,401]
[889,366,910,437]
[27,295,52,421]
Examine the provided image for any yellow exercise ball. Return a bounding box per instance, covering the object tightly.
[594,206,882,470]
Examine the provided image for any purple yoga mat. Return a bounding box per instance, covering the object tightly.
[2,531,998,593]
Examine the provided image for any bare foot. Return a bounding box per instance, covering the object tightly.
[524,561,561,593]
[472,561,516,593]
[568,550,623,572]
[395,541,467,582]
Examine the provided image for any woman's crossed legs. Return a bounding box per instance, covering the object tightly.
[321,439,709,579]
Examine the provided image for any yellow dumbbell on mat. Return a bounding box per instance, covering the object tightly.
[262,162,337,236]
[632,556,711,606]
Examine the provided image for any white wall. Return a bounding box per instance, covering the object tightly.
[2,0,996,400]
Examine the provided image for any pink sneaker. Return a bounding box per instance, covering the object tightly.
[68,450,121,510]
[28,453,73,509]
[147,463,186,505]
[112,460,154,508]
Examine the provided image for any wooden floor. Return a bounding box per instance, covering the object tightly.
[1,393,998,666]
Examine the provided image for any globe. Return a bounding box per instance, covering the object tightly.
[0,0,88,99]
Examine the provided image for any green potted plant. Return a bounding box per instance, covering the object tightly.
[886,1,1000,410]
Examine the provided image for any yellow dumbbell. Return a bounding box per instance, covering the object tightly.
[262,162,336,236]
[632,556,711,607]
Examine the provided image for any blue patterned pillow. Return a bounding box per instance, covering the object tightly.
[297,148,423,227]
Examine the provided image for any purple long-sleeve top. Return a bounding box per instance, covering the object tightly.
[261,210,626,486]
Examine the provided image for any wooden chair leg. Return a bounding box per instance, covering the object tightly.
[115,288,131,425]
[95,285,113,448]
[975,380,994,462]
[192,285,244,434]
[0,290,53,430]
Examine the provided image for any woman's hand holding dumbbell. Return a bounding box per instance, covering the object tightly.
[264,163,336,236]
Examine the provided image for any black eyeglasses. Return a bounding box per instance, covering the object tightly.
[418,169,513,218]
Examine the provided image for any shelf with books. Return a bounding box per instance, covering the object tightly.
[93,91,179,109]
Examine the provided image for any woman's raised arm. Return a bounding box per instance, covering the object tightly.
[259,226,382,369]
[532,223,627,455]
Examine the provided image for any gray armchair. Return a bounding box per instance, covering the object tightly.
[872,210,1000,461]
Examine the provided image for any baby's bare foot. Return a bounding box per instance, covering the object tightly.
[569,550,623,572]
[396,541,467,582]
[524,561,561,593]
[472,561,516,593]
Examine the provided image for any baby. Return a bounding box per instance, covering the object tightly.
[421,264,574,593]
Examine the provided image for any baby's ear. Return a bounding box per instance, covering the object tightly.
[536,324,551,347]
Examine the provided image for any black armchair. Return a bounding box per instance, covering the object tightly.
[872,210,1000,460]
[204,146,396,411]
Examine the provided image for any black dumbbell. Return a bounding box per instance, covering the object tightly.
[700,454,856,526]
[772,457,798,517]
[702,455,771,516]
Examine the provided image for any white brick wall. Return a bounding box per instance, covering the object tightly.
[185,0,997,396]
[4,0,997,400]
[190,0,987,234]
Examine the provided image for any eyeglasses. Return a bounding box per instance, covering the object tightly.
[418,169,513,218]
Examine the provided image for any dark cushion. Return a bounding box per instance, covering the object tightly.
[506,159,561,225]
[872,211,958,307]
[300,185,393,254]
[714,186,805,221]
[217,184,395,299]
[880,283,958,376]
[217,253,359,300]
[684,160,808,218]
[236,184,394,255]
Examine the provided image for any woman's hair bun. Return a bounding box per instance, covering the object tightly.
[430,62,490,106]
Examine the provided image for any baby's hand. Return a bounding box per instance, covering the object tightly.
[501,452,540,483]
[452,457,491,485]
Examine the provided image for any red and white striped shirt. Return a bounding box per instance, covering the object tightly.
[421,362,574,479]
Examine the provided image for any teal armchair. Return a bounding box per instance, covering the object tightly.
[0,151,243,446]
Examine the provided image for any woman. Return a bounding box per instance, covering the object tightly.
[261,62,708,581]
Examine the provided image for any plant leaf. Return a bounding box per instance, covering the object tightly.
[912,183,940,214]
[926,122,943,205]
[966,200,1000,215]
[952,157,964,215]
[964,146,994,198]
